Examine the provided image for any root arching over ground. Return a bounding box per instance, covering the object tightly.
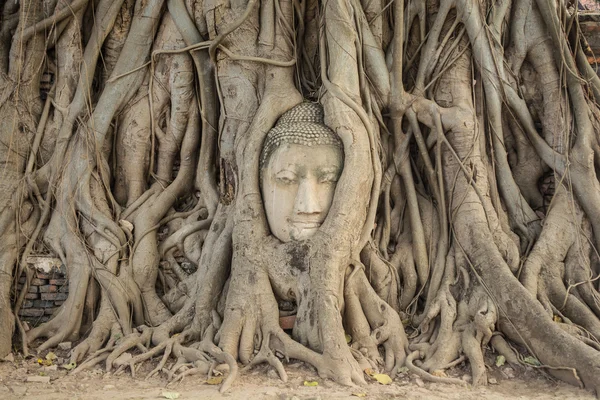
[2,0,600,395]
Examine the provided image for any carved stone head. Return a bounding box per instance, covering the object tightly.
[260,103,344,242]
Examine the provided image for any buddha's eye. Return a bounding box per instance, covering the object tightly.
[319,172,339,184]
[275,171,297,185]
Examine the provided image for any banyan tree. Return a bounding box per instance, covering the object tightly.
[3,0,600,393]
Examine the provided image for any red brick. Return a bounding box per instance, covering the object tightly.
[39,285,58,293]
[49,279,67,286]
[17,285,39,293]
[44,308,55,315]
[22,301,33,308]
[33,300,55,308]
[41,293,68,301]
[19,276,48,286]
[25,293,39,300]
[279,315,296,330]
[18,308,44,317]
[35,272,53,279]
[54,301,64,306]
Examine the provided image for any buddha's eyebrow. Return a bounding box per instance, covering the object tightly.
[274,168,297,174]
[317,166,341,173]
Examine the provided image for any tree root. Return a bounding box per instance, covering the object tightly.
[72,353,111,375]
[105,326,153,372]
[70,316,119,364]
[345,266,408,375]
[406,351,467,386]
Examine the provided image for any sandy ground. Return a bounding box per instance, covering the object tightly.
[0,351,595,400]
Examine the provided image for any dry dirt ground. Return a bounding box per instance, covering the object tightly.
[0,349,596,400]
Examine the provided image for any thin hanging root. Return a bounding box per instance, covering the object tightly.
[242,334,288,383]
[406,351,467,386]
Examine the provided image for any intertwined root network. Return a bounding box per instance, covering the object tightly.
[2,0,600,394]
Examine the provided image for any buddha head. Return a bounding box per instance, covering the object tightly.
[260,103,344,242]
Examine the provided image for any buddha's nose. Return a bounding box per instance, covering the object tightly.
[294,178,321,215]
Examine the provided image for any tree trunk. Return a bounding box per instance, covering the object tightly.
[2,0,600,394]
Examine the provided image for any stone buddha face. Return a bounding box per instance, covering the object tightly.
[260,103,344,243]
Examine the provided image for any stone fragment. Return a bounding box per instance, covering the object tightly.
[503,367,515,379]
[58,342,72,351]
[10,385,27,396]
[267,369,279,380]
[26,376,50,383]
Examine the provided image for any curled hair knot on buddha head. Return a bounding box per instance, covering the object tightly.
[260,102,344,174]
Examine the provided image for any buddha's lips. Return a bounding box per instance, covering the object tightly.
[290,221,322,229]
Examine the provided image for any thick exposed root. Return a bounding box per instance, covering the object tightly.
[345,266,408,375]
[105,327,153,372]
[406,351,467,386]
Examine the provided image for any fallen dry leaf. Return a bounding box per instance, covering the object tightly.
[372,373,392,385]
[431,370,447,378]
[495,355,506,367]
[206,376,224,385]
[63,362,77,371]
[364,368,392,385]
